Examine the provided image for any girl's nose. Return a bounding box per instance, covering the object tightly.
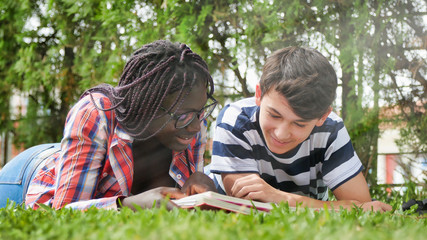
[185,117,201,133]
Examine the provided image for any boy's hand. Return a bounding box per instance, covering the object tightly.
[228,173,393,212]
[181,172,217,195]
[230,174,283,203]
[120,187,185,211]
[357,201,392,212]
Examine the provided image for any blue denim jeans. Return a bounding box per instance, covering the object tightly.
[0,143,60,208]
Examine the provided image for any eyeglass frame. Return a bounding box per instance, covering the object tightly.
[159,94,218,129]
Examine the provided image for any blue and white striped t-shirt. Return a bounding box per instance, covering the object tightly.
[210,97,363,200]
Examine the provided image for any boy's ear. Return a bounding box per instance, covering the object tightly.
[255,84,262,106]
[315,107,332,126]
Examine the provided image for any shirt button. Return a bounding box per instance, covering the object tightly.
[176,174,182,180]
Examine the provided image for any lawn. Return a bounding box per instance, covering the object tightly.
[0,185,425,240]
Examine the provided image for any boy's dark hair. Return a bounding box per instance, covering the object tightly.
[82,40,214,140]
[259,46,337,120]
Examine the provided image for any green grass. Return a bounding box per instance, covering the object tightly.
[0,184,425,240]
[0,203,425,240]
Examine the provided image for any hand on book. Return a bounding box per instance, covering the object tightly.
[229,174,282,203]
[181,172,217,196]
[120,187,186,211]
[119,172,217,211]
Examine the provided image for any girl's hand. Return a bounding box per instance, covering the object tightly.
[120,187,186,211]
[181,171,217,195]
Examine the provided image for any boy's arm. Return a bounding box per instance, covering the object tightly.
[332,172,392,211]
[222,172,392,212]
[332,172,371,202]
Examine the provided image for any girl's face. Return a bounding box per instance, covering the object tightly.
[146,82,208,152]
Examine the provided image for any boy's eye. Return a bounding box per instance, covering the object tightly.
[268,112,281,119]
[294,122,306,128]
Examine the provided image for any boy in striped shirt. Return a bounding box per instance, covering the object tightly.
[210,46,391,212]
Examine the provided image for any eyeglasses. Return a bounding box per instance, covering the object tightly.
[160,95,218,129]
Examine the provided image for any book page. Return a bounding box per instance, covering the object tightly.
[172,191,275,214]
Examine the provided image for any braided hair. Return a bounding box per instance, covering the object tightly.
[81,40,214,140]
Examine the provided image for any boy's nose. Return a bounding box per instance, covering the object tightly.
[274,122,291,140]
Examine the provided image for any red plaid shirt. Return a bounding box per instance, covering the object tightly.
[25,93,207,210]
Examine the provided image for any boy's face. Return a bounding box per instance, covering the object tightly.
[255,85,331,155]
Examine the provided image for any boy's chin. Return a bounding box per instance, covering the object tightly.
[266,142,296,155]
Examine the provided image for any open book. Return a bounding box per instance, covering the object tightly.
[171,191,275,214]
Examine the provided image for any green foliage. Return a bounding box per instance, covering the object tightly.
[347,110,381,184]
[1,0,426,185]
[396,109,427,153]
[370,181,427,204]
[0,0,31,134]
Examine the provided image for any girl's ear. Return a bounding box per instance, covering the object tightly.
[255,84,262,106]
[315,107,332,127]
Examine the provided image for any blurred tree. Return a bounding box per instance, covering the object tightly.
[0,0,32,162]
[1,0,425,186]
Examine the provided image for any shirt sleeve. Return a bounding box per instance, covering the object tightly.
[210,104,259,173]
[52,95,111,210]
[64,196,120,210]
[321,121,363,191]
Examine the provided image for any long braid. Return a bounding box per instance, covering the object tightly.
[81,40,214,140]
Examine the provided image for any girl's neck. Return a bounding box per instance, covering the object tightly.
[132,138,166,156]
[130,138,175,195]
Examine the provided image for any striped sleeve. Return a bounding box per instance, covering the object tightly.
[321,114,363,190]
[210,103,259,173]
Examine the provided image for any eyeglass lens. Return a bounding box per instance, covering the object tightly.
[175,102,216,128]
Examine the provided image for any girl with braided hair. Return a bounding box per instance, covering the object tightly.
[0,40,218,210]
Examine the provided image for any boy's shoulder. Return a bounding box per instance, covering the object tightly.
[217,97,258,127]
[220,97,257,116]
[325,111,343,124]
[312,111,345,136]
[227,97,257,109]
